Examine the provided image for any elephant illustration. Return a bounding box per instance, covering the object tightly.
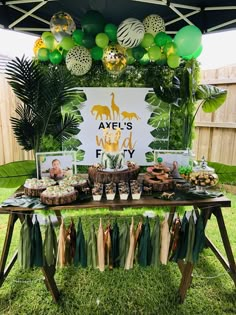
[91,105,111,120]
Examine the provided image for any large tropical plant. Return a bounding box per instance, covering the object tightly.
[6,56,83,154]
[153,59,227,149]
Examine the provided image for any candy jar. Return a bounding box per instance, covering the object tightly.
[189,156,218,193]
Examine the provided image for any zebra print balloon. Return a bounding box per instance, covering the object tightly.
[117,18,145,48]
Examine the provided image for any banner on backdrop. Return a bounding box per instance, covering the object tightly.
[73,87,170,165]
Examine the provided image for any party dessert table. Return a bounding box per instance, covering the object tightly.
[0,189,235,304]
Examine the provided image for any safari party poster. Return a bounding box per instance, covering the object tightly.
[76,88,170,165]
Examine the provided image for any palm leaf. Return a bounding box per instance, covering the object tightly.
[6,57,82,153]
[0,161,36,188]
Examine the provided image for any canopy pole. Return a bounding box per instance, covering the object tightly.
[9,4,50,25]
[169,4,193,25]
[165,10,200,26]
[8,1,48,29]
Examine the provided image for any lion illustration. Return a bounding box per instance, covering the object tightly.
[91,105,111,120]
[121,111,141,121]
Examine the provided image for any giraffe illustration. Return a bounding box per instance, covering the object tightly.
[110,92,120,120]
[91,105,111,120]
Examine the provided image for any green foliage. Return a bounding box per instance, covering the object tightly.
[6,57,82,153]
[207,162,236,184]
[0,160,36,188]
[196,85,228,113]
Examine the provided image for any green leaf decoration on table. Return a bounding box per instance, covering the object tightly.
[207,162,236,184]
[196,85,227,113]
[145,151,154,163]
[0,160,36,188]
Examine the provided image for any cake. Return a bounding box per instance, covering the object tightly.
[59,175,88,192]
[88,127,140,184]
[40,185,77,205]
[24,177,56,197]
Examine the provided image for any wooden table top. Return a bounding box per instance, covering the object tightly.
[0,194,231,212]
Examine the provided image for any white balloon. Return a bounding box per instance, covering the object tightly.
[143,14,165,36]
[66,46,92,76]
[117,18,145,48]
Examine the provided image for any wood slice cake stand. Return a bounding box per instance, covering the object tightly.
[24,186,46,197]
[40,192,77,205]
[88,166,140,184]
[143,174,174,192]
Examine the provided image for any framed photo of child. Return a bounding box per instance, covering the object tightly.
[36,151,76,180]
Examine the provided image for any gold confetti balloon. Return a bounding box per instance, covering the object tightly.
[50,11,76,42]
[102,44,127,75]
[33,38,45,56]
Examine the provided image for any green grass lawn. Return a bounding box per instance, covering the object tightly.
[0,188,236,315]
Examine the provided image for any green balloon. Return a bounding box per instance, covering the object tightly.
[164,42,177,56]
[95,33,109,48]
[139,53,150,65]
[41,31,52,41]
[167,54,180,69]
[72,29,84,45]
[43,35,55,50]
[154,32,172,47]
[37,48,49,61]
[49,50,63,64]
[81,10,105,35]
[132,46,146,60]
[104,23,117,42]
[60,37,75,50]
[91,46,103,60]
[148,45,161,61]
[62,49,68,59]
[141,33,154,48]
[183,45,203,60]
[126,48,135,65]
[174,25,202,56]
[82,34,95,48]
[156,53,167,65]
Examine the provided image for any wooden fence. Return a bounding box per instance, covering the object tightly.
[0,73,34,165]
[1,65,236,165]
[193,65,236,165]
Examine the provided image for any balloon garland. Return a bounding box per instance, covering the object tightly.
[33,10,203,76]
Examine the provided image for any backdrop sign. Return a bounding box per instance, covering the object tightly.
[77,87,169,165]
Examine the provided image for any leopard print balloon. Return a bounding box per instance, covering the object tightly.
[143,15,165,36]
[66,46,92,76]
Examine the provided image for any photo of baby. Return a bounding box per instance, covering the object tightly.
[36,151,76,180]
[49,159,64,180]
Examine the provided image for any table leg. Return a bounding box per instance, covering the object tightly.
[0,213,18,286]
[41,264,60,302]
[213,206,236,285]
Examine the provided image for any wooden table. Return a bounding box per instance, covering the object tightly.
[0,194,236,303]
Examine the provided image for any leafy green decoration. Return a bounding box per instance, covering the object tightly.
[196,85,227,113]
[6,57,83,153]
[144,92,171,161]
[0,161,36,188]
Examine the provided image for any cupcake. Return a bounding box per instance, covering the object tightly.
[105,182,116,200]
[118,181,129,200]
[92,183,103,201]
[130,180,141,200]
